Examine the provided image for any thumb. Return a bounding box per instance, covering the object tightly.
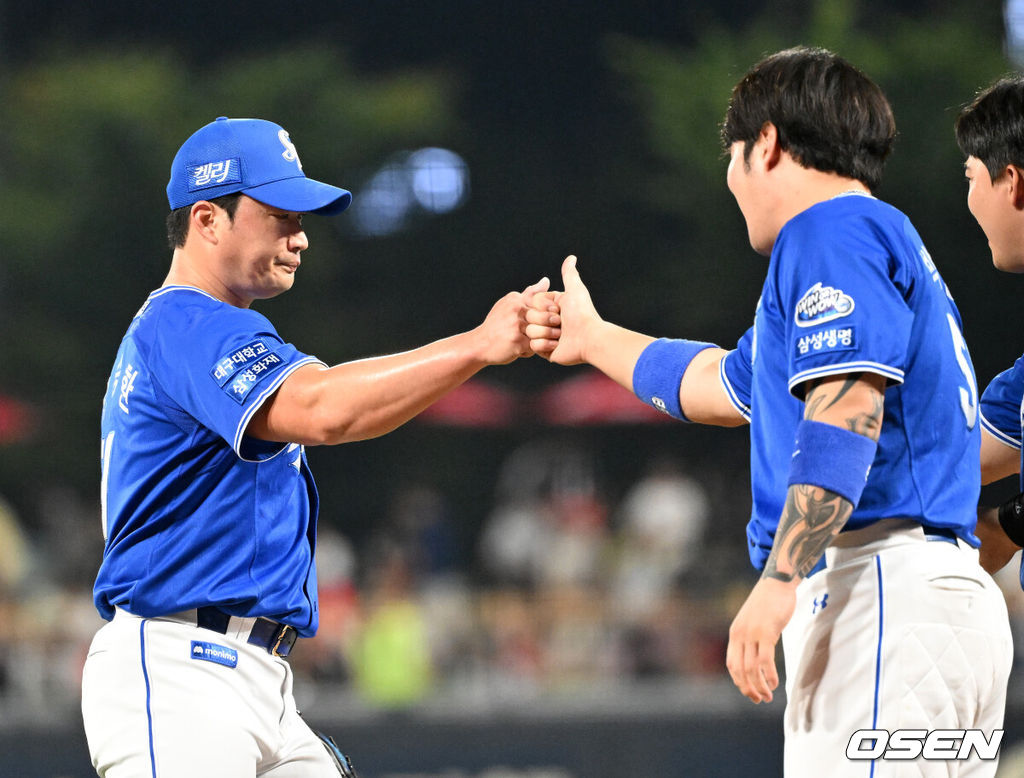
[561,254,580,287]
[522,276,550,303]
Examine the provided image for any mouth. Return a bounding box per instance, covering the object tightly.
[275,259,300,274]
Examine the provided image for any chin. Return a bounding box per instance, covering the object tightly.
[992,253,1024,273]
[255,281,294,300]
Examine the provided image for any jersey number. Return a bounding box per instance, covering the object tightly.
[947,313,977,430]
[100,431,114,541]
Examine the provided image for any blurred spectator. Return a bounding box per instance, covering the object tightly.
[476,589,544,695]
[610,456,709,616]
[478,499,555,588]
[36,484,103,589]
[350,549,434,709]
[390,484,461,581]
[0,495,32,597]
[479,438,610,590]
[0,494,31,699]
[295,526,360,685]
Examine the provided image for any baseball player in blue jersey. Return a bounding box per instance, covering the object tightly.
[956,76,1024,577]
[80,116,549,776]
[527,48,1011,775]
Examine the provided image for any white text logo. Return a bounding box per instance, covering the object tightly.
[794,282,855,327]
[846,729,1003,761]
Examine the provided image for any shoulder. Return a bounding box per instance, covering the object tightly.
[144,287,278,338]
[139,287,285,376]
[784,194,903,237]
[776,196,918,272]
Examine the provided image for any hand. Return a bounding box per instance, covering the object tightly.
[725,576,798,704]
[524,255,601,366]
[976,506,1021,574]
[525,290,561,359]
[473,277,551,365]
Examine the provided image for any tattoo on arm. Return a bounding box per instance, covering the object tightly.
[843,390,883,439]
[767,373,883,582]
[803,373,884,442]
[763,484,854,582]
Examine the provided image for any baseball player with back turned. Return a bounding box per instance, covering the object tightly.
[956,77,1024,576]
[80,116,549,776]
[526,48,1012,776]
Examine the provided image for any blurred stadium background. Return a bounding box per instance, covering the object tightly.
[4,1,1024,775]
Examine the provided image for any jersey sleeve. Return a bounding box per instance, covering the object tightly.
[776,215,914,397]
[719,325,754,421]
[149,299,324,461]
[980,359,1024,450]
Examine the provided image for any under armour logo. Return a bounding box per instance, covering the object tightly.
[812,593,829,614]
[278,129,302,170]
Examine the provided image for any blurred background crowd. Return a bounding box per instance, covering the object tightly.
[4,0,1024,773]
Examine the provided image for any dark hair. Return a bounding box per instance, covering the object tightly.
[165,192,243,250]
[955,75,1024,181]
[720,47,895,192]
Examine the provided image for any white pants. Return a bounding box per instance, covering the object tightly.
[81,609,346,777]
[783,520,1013,777]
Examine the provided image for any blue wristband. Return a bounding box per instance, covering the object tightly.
[788,419,878,506]
[632,338,718,421]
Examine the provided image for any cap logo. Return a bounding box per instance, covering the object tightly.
[187,159,242,192]
[278,129,302,171]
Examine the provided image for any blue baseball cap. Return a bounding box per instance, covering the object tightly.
[166,116,352,215]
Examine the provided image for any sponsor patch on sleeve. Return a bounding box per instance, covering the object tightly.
[795,326,856,360]
[210,339,288,404]
[794,282,855,327]
[190,640,238,668]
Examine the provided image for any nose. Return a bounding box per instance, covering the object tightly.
[290,228,309,252]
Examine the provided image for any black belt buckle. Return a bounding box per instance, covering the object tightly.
[197,607,298,658]
[248,617,297,657]
[270,624,298,658]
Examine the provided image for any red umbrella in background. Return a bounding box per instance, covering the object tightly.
[416,379,520,428]
[415,370,676,428]
[0,394,37,443]
[536,368,674,426]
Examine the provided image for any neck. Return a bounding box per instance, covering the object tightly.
[774,166,870,229]
[164,249,250,308]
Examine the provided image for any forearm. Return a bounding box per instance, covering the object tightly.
[762,372,886,582]
[763,485,854,581]
[980,429,1020,485]
[254,330,491,445]
[584,326,743,426]
[578,320,655,390]
[976,505,1021,574]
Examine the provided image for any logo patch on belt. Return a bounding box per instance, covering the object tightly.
[190,640,238,668]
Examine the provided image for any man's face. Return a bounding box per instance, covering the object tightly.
[215,195,309,304]
[964,156,1024,272]
[726,141,775,256]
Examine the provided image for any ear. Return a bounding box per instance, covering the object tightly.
[757,122,784,171]
[1006,165,1024,210]
[190,201,221,244]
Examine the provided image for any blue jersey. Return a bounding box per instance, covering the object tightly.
[95,286,324,636]
[720,194,981,571]
[980,356,1024,588]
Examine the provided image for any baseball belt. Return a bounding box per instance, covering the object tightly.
[176,606,299,658]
